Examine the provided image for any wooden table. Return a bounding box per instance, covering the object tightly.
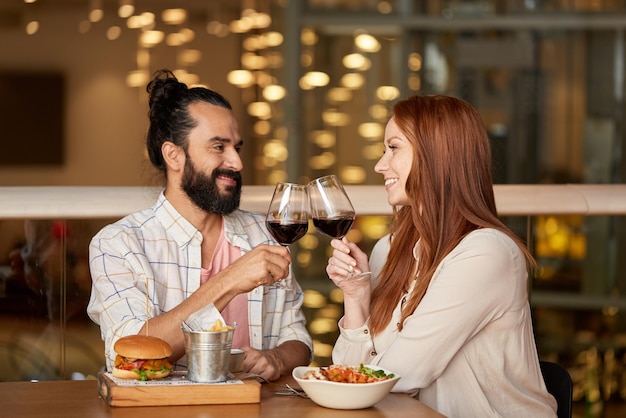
[0,376,445,417]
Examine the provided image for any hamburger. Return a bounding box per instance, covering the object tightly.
[112,335,173,381]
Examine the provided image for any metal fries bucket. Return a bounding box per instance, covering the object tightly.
[182,326,234,383]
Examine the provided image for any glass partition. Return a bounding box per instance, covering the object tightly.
[0,209,625,413]
[0,218,111,381]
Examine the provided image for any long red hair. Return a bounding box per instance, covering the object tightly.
[369,95,535,334]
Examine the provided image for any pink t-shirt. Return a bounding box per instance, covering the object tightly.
[200,222,250,349]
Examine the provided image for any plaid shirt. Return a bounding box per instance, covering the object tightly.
[87,192,312,370]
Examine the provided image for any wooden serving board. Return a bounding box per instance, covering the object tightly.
[97,371,261,407]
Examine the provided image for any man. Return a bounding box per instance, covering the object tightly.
[87,69,312,381]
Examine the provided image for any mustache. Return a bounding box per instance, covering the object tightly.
[212,169,242,184]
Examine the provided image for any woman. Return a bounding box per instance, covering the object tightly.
[327,95,557,417]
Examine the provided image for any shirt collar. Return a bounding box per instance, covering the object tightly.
[155,191,251,251]
[154,192,201,247]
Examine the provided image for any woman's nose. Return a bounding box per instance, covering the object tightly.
[374,155,387,173]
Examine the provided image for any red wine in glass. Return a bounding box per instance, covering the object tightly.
[308,175,356,239]
[312,216,354,239]
[266,220,308,245]
[265,182,309,289]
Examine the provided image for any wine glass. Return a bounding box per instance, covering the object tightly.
[265,182,309,289]
[308,175,371,283]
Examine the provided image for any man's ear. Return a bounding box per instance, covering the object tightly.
[162,141,184,171]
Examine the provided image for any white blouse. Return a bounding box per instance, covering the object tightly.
[332,228,558,418]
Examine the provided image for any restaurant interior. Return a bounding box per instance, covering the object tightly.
[1,0,626,416]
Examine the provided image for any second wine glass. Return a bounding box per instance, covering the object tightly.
[265,182,309,289]
[308,175,355,239]
[308,175,371,283]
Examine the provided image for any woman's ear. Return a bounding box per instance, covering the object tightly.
[161,141,184,171]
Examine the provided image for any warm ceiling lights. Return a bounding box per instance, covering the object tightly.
[251,13,272,29]
[301,71,330,88]
[247,101,272,119]
[88,0,104,23]
[358,122,384,139]
[254,120,271,135]
[166,32,185,46]
[25,21,39,35]
[408,74,421,90]
[107,26,122,40]
[408,52,422,71]
[263,85,287,102]
[342,53,370,70]
[261,31,284,47]
[127,12,155,29]
[227,70,255,87]
[206,20,229,37]
[309,153,335,170]
[241,53,268,70]
[340,166,367,184]
[126,70,149,88]
[301,28,318,46]
[369,104,388,121]
[243,36,262,51]
[311,130,336,148]
[327,87,353,103]
[178,49,202,65]
[266,52,283,69]
[165,28,196,46]
[264,140,288,161]
[377,1,393,14]
[376,85,400,101]
[363,143,385,160]
[162,8,187,25]
[322,110,350,126]
[230,18,253,33]
[354,33,380,52]
[139,30,165,47]
[340,73,365,89]
[173,69,199,86]
[256,71,275,88]
[118,0,134,19]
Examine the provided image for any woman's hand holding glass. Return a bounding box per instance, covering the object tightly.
[326,237,372,286]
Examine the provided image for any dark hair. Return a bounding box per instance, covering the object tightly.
[145,69,232,172]
[370,94,535,334]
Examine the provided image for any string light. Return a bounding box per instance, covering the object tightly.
[118,0,134,19]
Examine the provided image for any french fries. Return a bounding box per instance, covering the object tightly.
[206,319,233,332]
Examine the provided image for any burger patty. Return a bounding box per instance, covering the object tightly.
[114,355,172,372]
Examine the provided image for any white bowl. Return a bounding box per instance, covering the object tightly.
[292,365,400,410]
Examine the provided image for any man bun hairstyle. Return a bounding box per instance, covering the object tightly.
[145,69,232,172]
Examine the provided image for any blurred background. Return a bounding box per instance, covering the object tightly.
[1,1,626,416]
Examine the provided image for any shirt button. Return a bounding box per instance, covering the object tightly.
[370,351,377,356]
[363,329,369,334]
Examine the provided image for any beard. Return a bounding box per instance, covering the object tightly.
[181,158,242,215]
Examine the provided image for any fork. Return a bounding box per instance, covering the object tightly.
[237,373,308,398]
